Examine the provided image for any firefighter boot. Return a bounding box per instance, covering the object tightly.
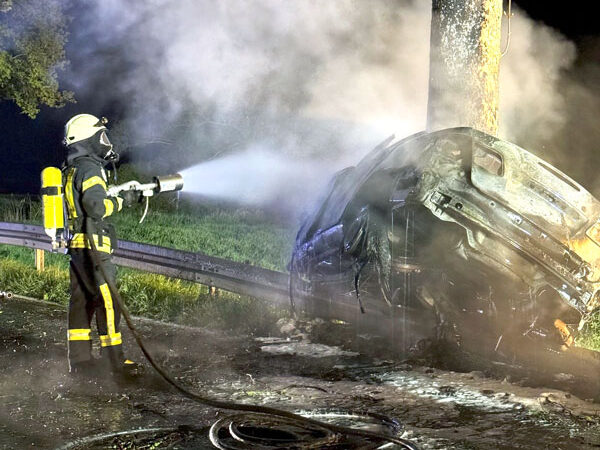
[110,359,145,384]
[69,358,110,380]
[101,348,144,380]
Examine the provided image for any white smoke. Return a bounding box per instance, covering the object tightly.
[499,8,577,151]
[67,0,432,161]
[63,0,596,209]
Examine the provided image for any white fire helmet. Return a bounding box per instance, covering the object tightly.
[63,114,108,146]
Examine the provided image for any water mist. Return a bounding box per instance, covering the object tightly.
[180,146,340,215]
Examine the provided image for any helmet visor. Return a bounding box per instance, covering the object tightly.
[99,130,112,148]
[98,130,118,162]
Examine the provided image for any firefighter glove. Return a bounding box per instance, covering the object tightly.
[121,190,143,207]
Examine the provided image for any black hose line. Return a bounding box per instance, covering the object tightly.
[84,218,420,449]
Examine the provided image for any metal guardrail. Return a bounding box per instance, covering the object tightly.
[0,222,291,307]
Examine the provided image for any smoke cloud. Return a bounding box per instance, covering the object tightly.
[63,0,599,212]
[498,9,576,156]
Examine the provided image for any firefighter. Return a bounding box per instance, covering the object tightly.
[63,114,139,377]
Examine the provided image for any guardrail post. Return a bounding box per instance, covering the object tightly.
[35,249,45,272]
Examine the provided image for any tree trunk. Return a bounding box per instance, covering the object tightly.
[426,0,503,135]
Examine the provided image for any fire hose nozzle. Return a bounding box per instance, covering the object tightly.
[153,173,184,194]
[1,291,13,299]
[106,173,184,224]
[107,173,183,198]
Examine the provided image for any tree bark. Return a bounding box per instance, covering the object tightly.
[427,0,503,135]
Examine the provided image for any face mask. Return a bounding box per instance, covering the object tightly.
[97,130,119,162]
[99,130,111,148]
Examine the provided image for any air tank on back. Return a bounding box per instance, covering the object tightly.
[40,167,66,250]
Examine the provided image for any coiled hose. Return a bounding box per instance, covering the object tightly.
[83,219,420,449]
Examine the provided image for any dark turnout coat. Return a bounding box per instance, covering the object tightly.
[63,156,125,368]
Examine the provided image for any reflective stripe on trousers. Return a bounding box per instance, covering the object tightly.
[99,283,120,347]
[68,328,91,341]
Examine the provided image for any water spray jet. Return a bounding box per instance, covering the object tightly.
[179,149,340,217]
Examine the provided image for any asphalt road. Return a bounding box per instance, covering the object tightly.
[1,296,600,449]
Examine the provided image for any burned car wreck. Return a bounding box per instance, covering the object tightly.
[290,128,600,361]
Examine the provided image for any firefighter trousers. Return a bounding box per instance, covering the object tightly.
[67,249,124,369]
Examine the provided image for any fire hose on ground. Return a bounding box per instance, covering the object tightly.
[62,217,421,449]
[56,412,405,449]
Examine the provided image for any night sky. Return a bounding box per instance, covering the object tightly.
[0,1,598,195]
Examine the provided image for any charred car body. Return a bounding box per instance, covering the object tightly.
[290,128,600,359]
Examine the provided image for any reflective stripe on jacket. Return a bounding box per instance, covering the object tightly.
[63,157,122,251]
[68,233,112,253]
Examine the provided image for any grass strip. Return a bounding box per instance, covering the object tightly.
[0,256,286,334]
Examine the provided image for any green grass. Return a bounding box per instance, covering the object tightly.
[0,258,69,303]
[0,193,295,271]
[0,194,41,223]
[0,256,285,334]
[0,193,294,333]
[2,192,600,349]
[112,208,294,271]
[577,313,600,351]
